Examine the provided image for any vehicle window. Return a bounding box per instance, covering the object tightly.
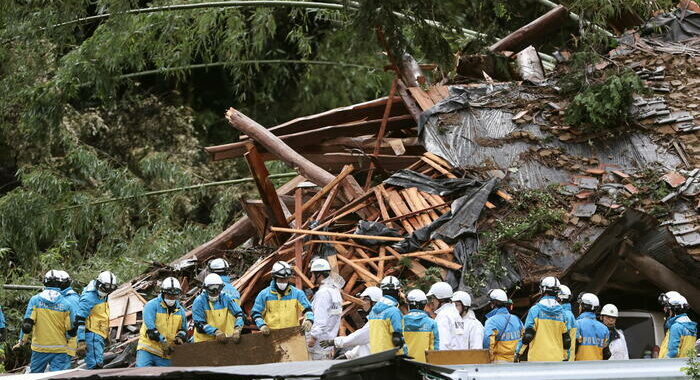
[617,316,654,359]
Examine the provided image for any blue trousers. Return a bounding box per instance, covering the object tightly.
[85,331,106,369]
[57,353,73,370]
[30,351,65,373]
[135,350,171,367]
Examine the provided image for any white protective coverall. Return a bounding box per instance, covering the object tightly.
[462,309,485,349]
[334,322,371,359]
[307,273,344,360]
[608,328,629,360]
[435,302,466,350]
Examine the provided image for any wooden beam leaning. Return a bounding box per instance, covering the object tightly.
[489,5,569,53]
[270,227,404,242]
[365,78,398,189]
[225,108,365,203]
[244,143,290,241]
[294,188,304,289]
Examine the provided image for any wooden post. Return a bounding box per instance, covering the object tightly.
[364,78,398,189]
[489,5,569,54]
[244,144,290,239]
[294,187,304,289]
[225,108,364,202]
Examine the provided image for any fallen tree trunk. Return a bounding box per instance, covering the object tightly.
[225,108,365,202]
[489,5,569,54]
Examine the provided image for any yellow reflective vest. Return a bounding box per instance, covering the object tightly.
[137,296,187,359]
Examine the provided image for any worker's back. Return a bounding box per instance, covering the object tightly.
[575,312,609,361]
[522,296,568,362]
[403,309,439,362]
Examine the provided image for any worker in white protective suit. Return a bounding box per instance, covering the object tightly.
[320,287,382,359]
[306,258,344,360]
[427,282,466,350]
[452,291,484,349]
[600,304,628,360]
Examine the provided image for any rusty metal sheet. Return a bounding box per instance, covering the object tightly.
[171,327,309,367]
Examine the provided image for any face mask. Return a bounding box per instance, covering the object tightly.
[98,290,108,298]
[276,282,288,291]
[208,295,219,302]
[164,298,177,307]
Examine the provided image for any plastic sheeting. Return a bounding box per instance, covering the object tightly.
[352,220,402,246]
[383,169,482,197]
[642,8,700,42]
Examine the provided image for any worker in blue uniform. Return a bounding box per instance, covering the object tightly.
[192,273,245,343]
[402,289,439,362]
[13,270,74,373]
[662,293,697,358]
[368,276,405,354]
[483,289,523,362]
[136,277,188,367]
[516,277,570,362]
[558,284,577,361]
[575,293,609,361]
[56,271,79,370]
[251,261,314,334]
[74,271,118,369]
[208,258,241,305]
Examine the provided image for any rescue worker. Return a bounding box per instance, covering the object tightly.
[483,289,523,363]
[192,273,244,344]
[136,277,188,367]
[208,258,241,304]
[56,271,79,369]
[74,271,118,369]
[368,276,404,354]
[0,304,6,371]
[661,293,697,358]
[516,277,570,362]
[306,259,343,360]
[402,289,439,362]
[13,270,74,373]
[558,284,577,361]
[452,291,484,349]
[658,291,682,358]
[251,261,314,335]
[320,286,382,359]
[427,282,464,350]
[574,292,609,361]
[600,304,628,360]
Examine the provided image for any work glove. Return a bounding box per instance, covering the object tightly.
[231,327,242,344]
[260,325,271,336]
[215,330,227,344]
[301,319,313,333]
[319,340,335,349]
[76,341,87,357]
[391,332,404,348]
[174,331,187,345]
[12,336,29,351]
[160,340,174,355]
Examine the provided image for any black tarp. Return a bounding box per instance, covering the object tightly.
[642,8,700,42]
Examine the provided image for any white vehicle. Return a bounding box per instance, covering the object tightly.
[616,310,666,359]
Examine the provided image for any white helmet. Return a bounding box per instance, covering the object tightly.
[43,270,62,288]
[204,273,224,287]
[310,258,331,273]
[407,289,428,303]
[208,258,230,274]
[55,270,71,289]
[579,292,600,309]
[271,261,293,279]
[668,293,689,311]
[96,271,118,295]
[451,291,472,307]
[360,286,382,303]
[558,284,572,301]
[426,282,453,300]
[540,276,561,293]
[659,290,682,306]
[488,289,508,303]
[161,277,182,296]
[379,276,401,291]
[600,304,619,317]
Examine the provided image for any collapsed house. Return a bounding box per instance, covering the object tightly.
[43,3,700,371]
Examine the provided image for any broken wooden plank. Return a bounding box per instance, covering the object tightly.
[365,78,399,189]
[270,227,404,242]
[226,108,365,203]
[245,143,289,243]
[351,248,454,263]
[337,254,380,284]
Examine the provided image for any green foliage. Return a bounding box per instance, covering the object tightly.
[407,267,443,293]
[683,350,700,380]
[564,71,646,132]
[464,190,565,292]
